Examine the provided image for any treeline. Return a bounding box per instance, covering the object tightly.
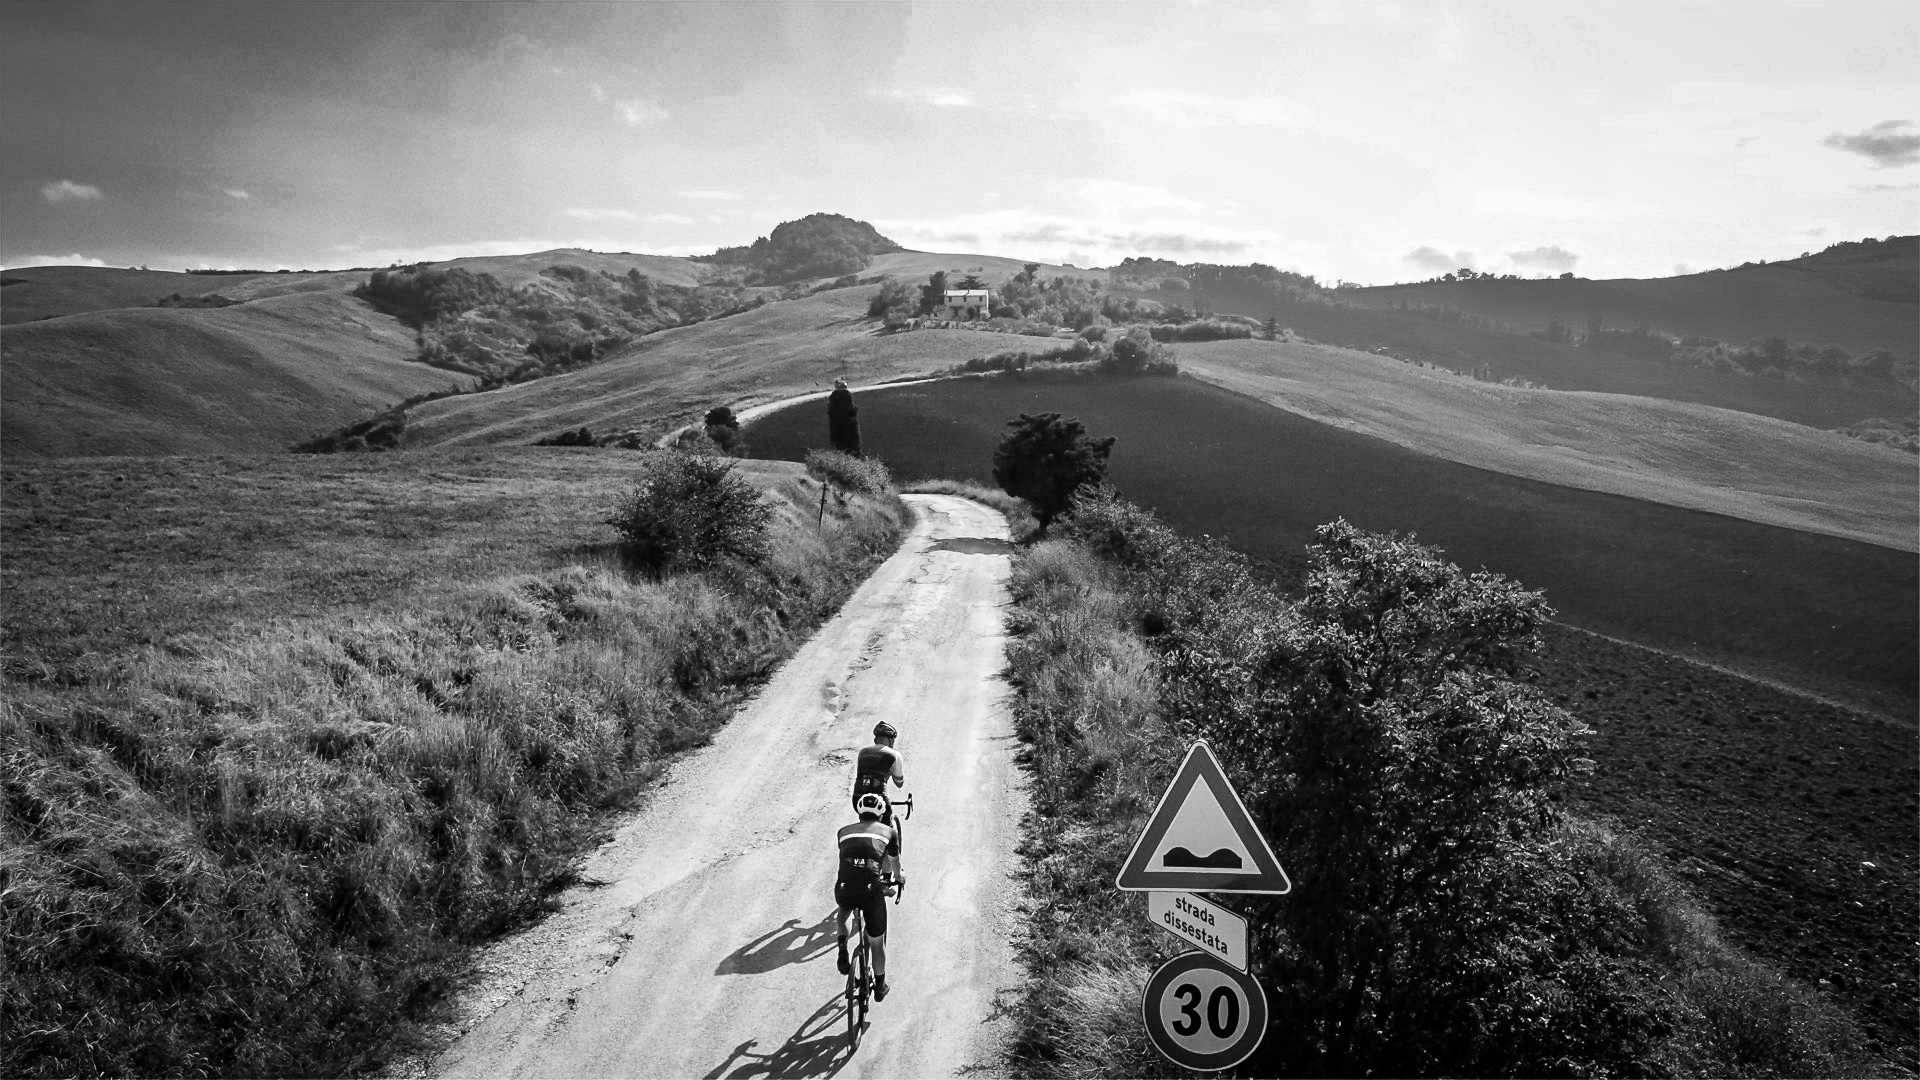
[354,263,761,387]
[870,264,1257,341]
[697,212,902,285]
[1537,319,1919,390]
[1004,492,1877,1078]
[956,325,1181,378]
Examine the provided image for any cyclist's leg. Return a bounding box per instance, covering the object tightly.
[864,889,889,985]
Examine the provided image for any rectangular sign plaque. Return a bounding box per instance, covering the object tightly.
[1147,891,1248,972]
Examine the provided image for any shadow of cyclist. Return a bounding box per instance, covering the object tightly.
[702,995,854,1079]
[714,910,840,976]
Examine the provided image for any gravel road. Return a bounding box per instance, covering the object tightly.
[418,494,1028,1078]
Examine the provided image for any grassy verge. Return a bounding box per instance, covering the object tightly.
[1,449,909,1078]
[1000,500,1883,1078]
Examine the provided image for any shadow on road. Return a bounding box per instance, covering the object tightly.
[703,994,854,1079]
[928,537,1016,556]
[715,910,839,976]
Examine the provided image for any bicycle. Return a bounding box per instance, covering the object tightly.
[844,795,913,1047]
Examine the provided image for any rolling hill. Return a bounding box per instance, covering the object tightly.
[0,290,454,458]
[1353,237,1918,358]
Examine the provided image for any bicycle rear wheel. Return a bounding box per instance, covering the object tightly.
[845,913,863,1047]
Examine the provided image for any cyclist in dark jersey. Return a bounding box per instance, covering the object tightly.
[851,721,905,826]
[835,792,902,1001]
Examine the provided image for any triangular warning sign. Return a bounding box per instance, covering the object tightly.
[1116,741,1291,894]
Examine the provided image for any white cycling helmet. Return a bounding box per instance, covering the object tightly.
[855,793,887,819]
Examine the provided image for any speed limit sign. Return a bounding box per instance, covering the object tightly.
[1141,951,1267,1071]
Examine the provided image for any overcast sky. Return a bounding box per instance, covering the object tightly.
[2,0,1915,283]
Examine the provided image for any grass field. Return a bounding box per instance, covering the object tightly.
[746,373,1917,712]
[0,290,457,458]
[1,447,909,1077]
[1180,340,1918,551]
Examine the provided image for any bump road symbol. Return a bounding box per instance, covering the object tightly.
[1115,742,1291,894]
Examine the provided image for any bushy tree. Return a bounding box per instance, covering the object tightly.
[605,453,773,574]
[866,279,914,322]
[918,270,949,317]
[827,380,861,456]
[704,406,744,455]
[991,412,1115,534]
[1150,519,1663,1076]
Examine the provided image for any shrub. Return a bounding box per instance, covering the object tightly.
[805,448,892,496]
[535,427,596,447]
[1101,326,1179,376]
[604,454,774,574]
[866,279,915,321]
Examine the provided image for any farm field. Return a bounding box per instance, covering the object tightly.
[747,373,1917,712]
[747,373,1919,1062]
[1179,339,1918,552]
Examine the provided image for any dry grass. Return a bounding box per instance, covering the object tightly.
[0,448,909,1078]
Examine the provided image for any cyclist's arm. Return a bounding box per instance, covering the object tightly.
[890,751,905,788]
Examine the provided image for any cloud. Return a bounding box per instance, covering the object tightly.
[562,209,695,225]
[223,188,251,200]
[1071,179,1207,216]
[41,180,103,203]
[1858,181,1920,192]
[872,208,1304,272]
[1507,245,1579,272]
[616,98,670,127]
[2,252,108,269]
[678,188,742,201]
[323,236,720,267]
[1115,89,1303,129]
[873,86,975,108]
[1471,188,1644,220]
[1405,245,1476,272]
[1823,120,1920,168]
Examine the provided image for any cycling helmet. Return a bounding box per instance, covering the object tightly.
[872,721,898,740]
[855,793,888,819]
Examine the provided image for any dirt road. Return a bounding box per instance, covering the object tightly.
[422,494,1027,1079]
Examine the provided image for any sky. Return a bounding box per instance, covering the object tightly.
[2,0,1916,284]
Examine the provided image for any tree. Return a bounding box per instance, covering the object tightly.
[866,279,914,321]
[704,405,744,455]
[1155,520,1656,1076]
[1262,315,1280,341]
[917,271,949,316]
[1018,262,1041,285]
[956,272,986,289]
[827,379,861,456]
[991,412,1115,534]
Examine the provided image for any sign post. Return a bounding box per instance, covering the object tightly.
[1120,742,1290,1072]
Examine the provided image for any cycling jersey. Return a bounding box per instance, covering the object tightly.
[835,818,901,937]
[851,743,904,801]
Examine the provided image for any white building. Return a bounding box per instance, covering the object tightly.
[943,288,990,321]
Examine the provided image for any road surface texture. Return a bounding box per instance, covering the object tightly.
[420,494,1027,1079]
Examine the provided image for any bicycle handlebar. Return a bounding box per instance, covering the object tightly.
[890,793,914,821]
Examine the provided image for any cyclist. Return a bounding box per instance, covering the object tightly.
[835,792,903,1001]
[851,721,906,827]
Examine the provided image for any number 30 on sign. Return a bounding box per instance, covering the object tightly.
[1141,951,1268,1071]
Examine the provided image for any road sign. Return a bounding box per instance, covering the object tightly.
[1141,951,1268,1072]
[1148,891,1248,971]
[1115,742,1291,894]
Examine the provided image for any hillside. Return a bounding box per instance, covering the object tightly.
[402,284,1023,448]
[1,265,280,324]
[1353,237,1918,359]
[1122,241,1918,428]
[1179,339,1917,552]
[0,291,454,458]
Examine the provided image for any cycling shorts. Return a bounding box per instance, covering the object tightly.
[835,878,889,938]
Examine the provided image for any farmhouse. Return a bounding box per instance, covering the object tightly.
[943,288,989,321]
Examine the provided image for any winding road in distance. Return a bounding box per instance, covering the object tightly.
[420,495,1028,1079]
